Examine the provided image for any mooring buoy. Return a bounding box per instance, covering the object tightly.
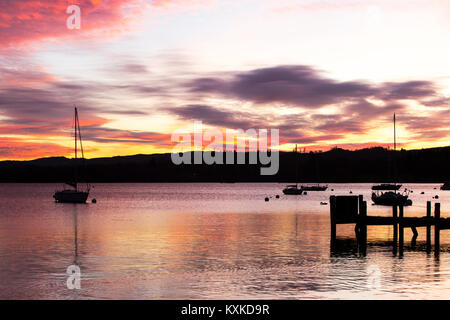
[92,198,97,203]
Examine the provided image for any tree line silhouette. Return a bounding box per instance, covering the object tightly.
[0,146,449,182]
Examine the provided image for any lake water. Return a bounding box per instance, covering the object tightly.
[0,183,449,299]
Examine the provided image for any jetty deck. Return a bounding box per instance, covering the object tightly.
[330,195,450,255]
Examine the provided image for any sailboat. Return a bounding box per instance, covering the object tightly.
[372,114,411,206]
[53,107,90,203]
[300,184,328,191]
[440,182,450,190]
[283,145,303,195]
[371,184,401,191]
[371,114,402,191]
[297,148,328,191]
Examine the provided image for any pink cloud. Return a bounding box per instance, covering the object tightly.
[0,0,212,47]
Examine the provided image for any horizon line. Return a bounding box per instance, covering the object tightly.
[2,145,449,163]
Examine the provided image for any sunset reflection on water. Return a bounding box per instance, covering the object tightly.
[0,183,449,299]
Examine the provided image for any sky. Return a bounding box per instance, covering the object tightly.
[0,0,449,160]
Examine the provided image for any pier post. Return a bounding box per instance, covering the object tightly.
[393,205,398,255]
[330,196,336,246]
[426,201,431,253]
[411,226,418,248]
[360,200,367,255]
[399,205,404,256]
[435,203,441,256]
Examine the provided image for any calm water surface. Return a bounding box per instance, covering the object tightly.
[0,183,450,299]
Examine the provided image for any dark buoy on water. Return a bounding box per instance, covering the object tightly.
[275,195,280,199]
[265,197,269,202]
[435,195,439,199]
[92,198,97,204]
[331,189,334,191]
[349,191,353,194]
[421,192,425,194]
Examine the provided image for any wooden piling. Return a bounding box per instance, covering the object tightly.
[330,196,336,245]
[435,203,440,256]
[426,201,431,253]
[393,205,398,255]
[411,226,418,248]
[399,205,404,256]
[360,200,367,255]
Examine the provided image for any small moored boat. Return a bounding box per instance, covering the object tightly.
[53,107,91,204]
[283,185,303,195]
[300,184,328,191]
[372,191,412,206]
[440,182,450,190]
[371,114,411,206]
[371,184,401,191]
[282,144,304,195]
[54,188,89,203]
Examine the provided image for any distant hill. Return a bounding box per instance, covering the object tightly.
[0,146,449,182]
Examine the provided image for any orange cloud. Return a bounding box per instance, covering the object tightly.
[0,137,73,159]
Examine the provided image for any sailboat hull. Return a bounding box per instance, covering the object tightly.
[282,187,303,195]
[300,185,328,191]
[371,184,401,191]
[53,190,89,203]
[371,192,412,206]
[440,183,450,190]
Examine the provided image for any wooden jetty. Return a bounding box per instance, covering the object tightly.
[330,195,450,256]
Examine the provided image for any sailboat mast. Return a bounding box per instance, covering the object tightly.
[393,113,397,188]
[74,107,78,190]
[74,107,78,160]
[295,144,298,188]
[76,109,85,159]
[394,113,396,152]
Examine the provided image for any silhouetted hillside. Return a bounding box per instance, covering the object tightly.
[0,146,449,182]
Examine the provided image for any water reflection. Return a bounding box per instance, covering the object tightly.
[330,239,360,258]
[0,183,449,299]
[73,206,78,265]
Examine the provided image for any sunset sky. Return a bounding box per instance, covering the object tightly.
[0,0,449,160]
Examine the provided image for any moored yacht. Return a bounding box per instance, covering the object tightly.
[283,185,303,195]
[371,184,401,191]
[282,144,303,195]
[53,107,91,203]
[300,184,328,191]
[440,182,450,190]
[372,190,412,206]
[372,114,411,206]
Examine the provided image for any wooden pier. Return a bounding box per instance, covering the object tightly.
[330,195,450,256]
